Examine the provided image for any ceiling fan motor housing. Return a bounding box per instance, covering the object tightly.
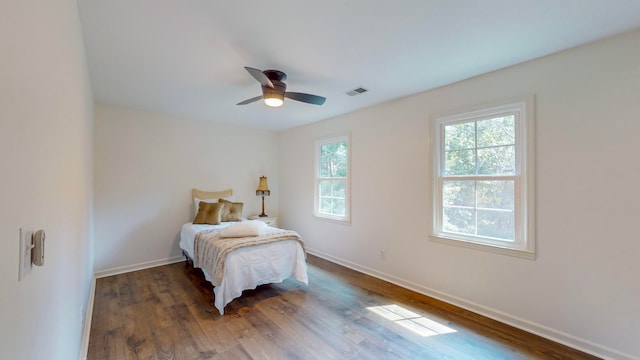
[263,69,287,82]
[262,80,286,98]
[262,70,287,98]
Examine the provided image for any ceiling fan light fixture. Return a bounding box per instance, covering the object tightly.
[264,94,284,107]
[264,93,284,107]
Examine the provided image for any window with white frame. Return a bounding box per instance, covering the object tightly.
[432,98,535,258]
[314,135,350,222]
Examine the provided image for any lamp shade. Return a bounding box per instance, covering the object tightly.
[256,176,270,196]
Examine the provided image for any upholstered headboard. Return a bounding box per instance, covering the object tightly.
[192,188,233,202]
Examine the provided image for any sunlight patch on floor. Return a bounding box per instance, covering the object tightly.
[367,304,457,337]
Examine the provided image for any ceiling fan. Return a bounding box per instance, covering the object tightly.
[237,67,326,107]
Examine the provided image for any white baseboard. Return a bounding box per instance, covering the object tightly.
[95,256,185,278]
[79,276,96,360]
[307,248,636,360]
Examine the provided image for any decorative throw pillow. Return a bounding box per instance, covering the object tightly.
[220,220,267,238]
[193,202,225,225]
[219,198,243,222]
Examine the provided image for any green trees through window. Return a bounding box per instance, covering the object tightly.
[315,136,350,221]
[433,98,535,257]
[442,116,516,241]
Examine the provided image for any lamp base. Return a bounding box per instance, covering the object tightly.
[259,195,268,217]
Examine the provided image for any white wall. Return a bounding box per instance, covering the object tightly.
[278,29,640,359]
[94,104,279,271]
[0,1,94,359]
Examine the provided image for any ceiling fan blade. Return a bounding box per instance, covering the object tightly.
[285,92,326,105]
[236,95,263,105]
[244,67,274,89]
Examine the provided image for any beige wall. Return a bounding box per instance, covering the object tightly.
[278,30,640,359]
[93,104,279,271]
[0,1,94,359]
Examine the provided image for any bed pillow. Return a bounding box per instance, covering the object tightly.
[192,188,233,213]
[193,202,225,225]
[218,198,243,222]
[220,220,267,238]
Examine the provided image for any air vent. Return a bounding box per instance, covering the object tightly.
[346,87,368,96]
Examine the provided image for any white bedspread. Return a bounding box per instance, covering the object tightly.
[179,222,308,315]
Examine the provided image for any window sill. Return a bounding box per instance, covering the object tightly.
[313,213,351,225]
[429,234,535,260]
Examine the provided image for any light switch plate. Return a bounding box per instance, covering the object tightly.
[19,227,33,281]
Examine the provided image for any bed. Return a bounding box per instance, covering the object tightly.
[180,188,308,315]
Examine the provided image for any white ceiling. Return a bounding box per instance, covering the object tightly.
[78,0,640,131]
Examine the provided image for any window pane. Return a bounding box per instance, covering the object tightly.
[444,149,476,175]
[320,141,348,177]
[444,122,475,150]
[477,116,514,148]
[320,180,346,200]
[332,199,346,216]
[318,197,346,216]
[443,181,475,207]
[477,209,514,241]
[477,145,515,175]
[443,207,475,235]
[320,198,332,214]
[319,180,346,217]
[331,180,345,197]
[319,181,331,197]
[442,180,515,239]
[443,180,476,235]
[477,180,514,210]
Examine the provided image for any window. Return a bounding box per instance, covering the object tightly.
[432,98,535,258]
[315,135,350,222]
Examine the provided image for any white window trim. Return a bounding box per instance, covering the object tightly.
[314,134,351,223]
[430,96,536,259]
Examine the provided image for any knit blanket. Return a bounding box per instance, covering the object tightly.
[193,227,305,287]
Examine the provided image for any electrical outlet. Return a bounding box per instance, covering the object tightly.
[379,250,385,260]
[80,306,85,326]
[19,227,33,281]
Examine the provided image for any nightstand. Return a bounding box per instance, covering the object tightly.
[248,215,277,227]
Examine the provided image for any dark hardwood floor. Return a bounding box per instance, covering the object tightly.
[88,254,599,359]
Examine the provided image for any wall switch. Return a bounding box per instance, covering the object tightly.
[19,227,33,281]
